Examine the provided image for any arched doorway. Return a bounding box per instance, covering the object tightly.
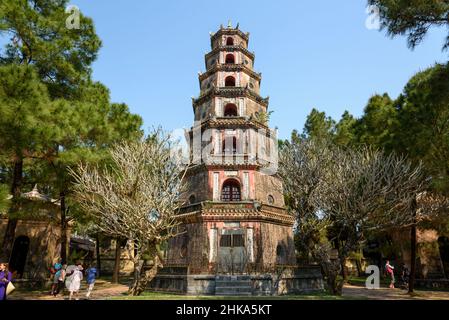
[225,54,235,64]
[225,76,236,87]
[221,179,241,202]
[224,103,238,117]
[9,236,30,278]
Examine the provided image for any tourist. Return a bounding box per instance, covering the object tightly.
[50,258,62,295]
[0,263,13,300]
[385,260,395,289]
[66,263,83,300]
[53,264,67,296]
[85,264,98,299]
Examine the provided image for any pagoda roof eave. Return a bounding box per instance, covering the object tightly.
[193,87,269,108]
[205,45,255,61]
[210,28,250,43]
[199,64,261,82]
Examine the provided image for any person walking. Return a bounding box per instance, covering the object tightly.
[0,263,13,300]
[53,264,67,296]
[50,259,62,295]
[66,263,83,300]
[85,264,98,299]
[385,260,395,289]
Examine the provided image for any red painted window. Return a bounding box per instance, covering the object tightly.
[225,76,235,87]
[224,103,238,116]
[221,179,241,202]
[225,54,235,64]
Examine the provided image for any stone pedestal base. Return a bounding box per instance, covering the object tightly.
[148,266,324,296]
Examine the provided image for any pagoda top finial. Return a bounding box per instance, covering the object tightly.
[227,20,232,28]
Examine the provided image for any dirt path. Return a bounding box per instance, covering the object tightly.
[9,280,129,300]
[343,284,449,300]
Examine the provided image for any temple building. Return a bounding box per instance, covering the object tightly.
[151,23,323,295]
[0,185,64,286]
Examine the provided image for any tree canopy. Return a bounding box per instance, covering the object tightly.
[368,0,449,51]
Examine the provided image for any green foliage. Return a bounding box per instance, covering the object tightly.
[393,63,449,194]
[0,64,52,157]
[368,0,449,51]
[354,93,397,151]
[0,0,102,98]
[254,110,273,125]
[334,111,357,147]
[303,108,335,141]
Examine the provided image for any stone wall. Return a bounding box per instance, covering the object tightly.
[0,217,63,285]
[254,172,285,207]
[260,222,295,267]
[391,228,445,279]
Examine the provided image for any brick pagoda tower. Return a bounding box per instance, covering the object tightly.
[151,23,313,295]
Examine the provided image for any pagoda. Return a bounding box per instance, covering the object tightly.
[152,23,314,295]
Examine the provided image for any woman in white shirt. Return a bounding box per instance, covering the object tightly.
[66,264,84,300]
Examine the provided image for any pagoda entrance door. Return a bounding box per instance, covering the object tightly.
[218,229,247,274]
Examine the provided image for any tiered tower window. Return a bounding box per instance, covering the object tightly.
[221,179,241,202]
[226,37,234,46]
[224,103,238,116]
[225,53,235,64]
[222,136,237,154]
[225,76,236,87]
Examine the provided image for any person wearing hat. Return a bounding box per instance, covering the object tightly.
[66,262,83,300]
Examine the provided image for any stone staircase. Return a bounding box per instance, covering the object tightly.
[215,275,253,296]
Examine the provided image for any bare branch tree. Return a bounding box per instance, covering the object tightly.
[279,137,442,295]
[317,147,429,294]
[69,130,187,296]
[278,138,334,263]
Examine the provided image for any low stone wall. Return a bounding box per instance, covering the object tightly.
[149,266,324,296]
[252,266,324,295]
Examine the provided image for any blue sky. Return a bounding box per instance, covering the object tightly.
[73,0,447,139]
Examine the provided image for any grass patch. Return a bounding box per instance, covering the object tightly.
[108,291,362,300]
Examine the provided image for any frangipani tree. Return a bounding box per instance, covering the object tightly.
[70,130,187,295]
[279,135,441,294]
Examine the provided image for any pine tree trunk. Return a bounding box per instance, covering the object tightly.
[409,198,417,294]
[0,158,23,262]
[112,238,121,284]
[60,191,68,264]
